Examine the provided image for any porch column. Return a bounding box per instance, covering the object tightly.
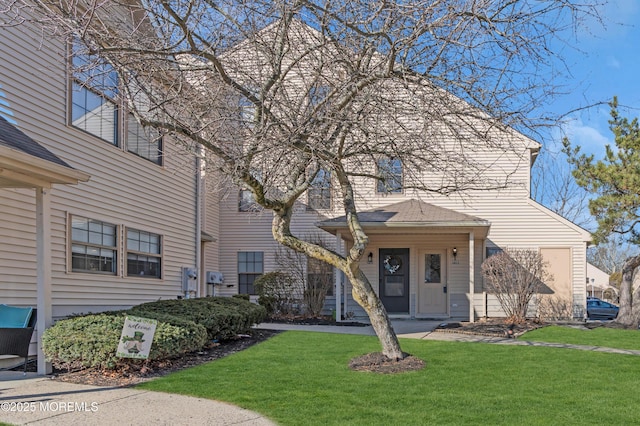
[36,187,53,375]
[334,232,342,322]
[468,231,475,323]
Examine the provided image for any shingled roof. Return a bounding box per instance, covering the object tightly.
[317,199,490,234]
[0,116,89,188]
[0,116,72,168]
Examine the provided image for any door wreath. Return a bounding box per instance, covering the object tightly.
[383,255,402,274]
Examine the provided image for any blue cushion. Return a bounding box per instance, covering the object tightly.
[0,304,33,328]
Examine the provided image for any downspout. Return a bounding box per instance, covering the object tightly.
[469,231,475,323]
[335,231,342,322]
[195,152,203,298]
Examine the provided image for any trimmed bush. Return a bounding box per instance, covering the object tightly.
[42,297,265,370]
[254,271,297,316]
[42,312,207,370]
[129,297,267,340]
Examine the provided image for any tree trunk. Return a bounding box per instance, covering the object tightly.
[270,204,405,360]
[347,269,404,360]
[614,255,640,326]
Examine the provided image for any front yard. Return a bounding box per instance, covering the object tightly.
[138,329,638,425]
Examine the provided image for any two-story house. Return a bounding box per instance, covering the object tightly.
[0,11,214,373]
[1,5,591,374]
[203,21,592,323]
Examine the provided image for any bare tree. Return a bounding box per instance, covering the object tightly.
[481,249,552,323]
[587,236,639,278]
[531,149,591,227]
[274,233,333,317]
[10,0,599,360]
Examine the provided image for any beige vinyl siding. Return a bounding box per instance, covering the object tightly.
[0,17,199,318]
[217,189,334,297]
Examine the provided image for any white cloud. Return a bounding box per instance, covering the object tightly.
[561,117,612,156]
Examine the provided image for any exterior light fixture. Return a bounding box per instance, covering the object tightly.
[452,247,458,264]
[367,252,373,264]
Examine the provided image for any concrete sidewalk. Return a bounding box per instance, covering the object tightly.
[0,371,276,426]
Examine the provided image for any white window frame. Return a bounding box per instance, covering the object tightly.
[125,228,163,279]
[69,39,163,165]
[69,214,118,275]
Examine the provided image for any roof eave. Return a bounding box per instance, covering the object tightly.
[0,145,91,188]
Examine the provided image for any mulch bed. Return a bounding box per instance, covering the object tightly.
[433,318,547,338]
[22,329,282,388]
[267,316,368,327]
[349,352,426,373]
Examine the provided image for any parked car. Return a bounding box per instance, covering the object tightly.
[586,299,619,320]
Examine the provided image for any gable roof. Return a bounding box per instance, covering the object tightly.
[0,116,90,188]
[317,199,490,238]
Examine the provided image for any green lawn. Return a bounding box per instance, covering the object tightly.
[519,325,640,350]
[139,330,639,425]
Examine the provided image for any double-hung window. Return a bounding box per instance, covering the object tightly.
[307,169,331,210]
[238,252,263,295]
[70,215,117,274]
[71,45,119,145]
[70,40,163,165]
[376,157,403,193]
[239,188,261,212]
[126,229,162,278]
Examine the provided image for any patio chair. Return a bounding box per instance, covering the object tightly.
[0,305,37,374]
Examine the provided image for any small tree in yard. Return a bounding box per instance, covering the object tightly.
[274,234,333,318]
[481,249,551,323]
[13,0,599,361]
[254,272,298,317]
[305,256,333,318]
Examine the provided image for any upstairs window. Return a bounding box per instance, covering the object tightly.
[71,44,119,145]
[376,157,403,193]
[126,229,162,278]
[239,188,262,212]
[70,215,117,274]
[307,169,331,210]
[126,114,163,165]
[308,84,330,109]
[70,40,162,165]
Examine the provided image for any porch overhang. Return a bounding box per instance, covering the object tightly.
[0,117,90,375]
[0,145,90,188]
[316,199,491,239]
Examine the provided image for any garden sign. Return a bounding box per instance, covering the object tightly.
[116,315,157,359]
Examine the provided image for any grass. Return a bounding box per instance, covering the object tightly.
[520,325,640,350]
[139,330,639,425]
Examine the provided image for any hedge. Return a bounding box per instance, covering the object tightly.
[42,297,267,370]
[42,312,207,370]
[129,296,267,340]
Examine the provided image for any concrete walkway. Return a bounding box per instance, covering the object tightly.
[256,320,640,356]
[0,372,276,426]
[2,320,638,425]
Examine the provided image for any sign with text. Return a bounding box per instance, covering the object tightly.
[116,316,157,359]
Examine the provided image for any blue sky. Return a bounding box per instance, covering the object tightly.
[545,0,640,157]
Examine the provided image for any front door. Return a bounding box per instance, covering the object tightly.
[418,251,448,316]
[379,248,409,313]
